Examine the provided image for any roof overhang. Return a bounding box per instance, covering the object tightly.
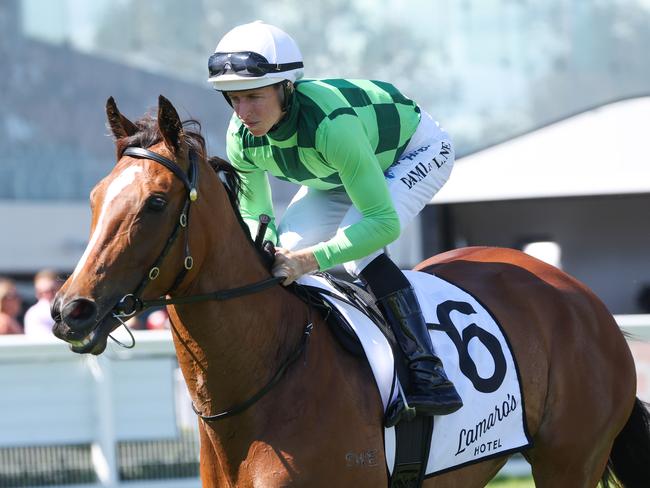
[433,96,650,204]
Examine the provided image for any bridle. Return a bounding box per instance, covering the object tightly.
[109,144,311,422]
[113,146,283,317]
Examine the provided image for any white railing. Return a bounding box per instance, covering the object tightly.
[0,329,199,488]
[1,315,649,486]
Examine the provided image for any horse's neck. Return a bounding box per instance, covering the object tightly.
[170,174,308,420]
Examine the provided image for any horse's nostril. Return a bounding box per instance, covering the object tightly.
[50,295,62,322]
[62,298,98,326]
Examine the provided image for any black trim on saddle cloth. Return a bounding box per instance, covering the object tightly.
[294,273,435,487]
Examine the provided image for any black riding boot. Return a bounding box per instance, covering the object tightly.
[377,286,463,425]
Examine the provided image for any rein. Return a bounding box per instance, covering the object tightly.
[192,321,313,422]
[111,145,312,423]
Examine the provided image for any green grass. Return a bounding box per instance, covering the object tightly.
[487,476,535,487]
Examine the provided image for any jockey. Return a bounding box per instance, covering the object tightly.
[208,21,462,424]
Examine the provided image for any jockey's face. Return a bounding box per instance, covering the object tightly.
[227,84,284,136]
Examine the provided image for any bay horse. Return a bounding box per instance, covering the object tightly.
[52,95,650,487]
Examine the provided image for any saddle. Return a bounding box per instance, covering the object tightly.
[254,234,390,357]
[294,273,433,488]
[295,273,393,357]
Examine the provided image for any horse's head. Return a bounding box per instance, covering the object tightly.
[52,95,209,354]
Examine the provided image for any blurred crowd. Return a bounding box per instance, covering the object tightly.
[0,270,170,337]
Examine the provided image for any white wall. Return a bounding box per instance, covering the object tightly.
[0,201,90,274]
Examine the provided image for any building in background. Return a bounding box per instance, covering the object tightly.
[424,96,650,314]
[1,0,649,292]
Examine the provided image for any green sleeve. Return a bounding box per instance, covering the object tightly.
[226,123,278,244]
[311,115,400,270]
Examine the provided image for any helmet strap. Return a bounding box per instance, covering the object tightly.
[269,81,295,132]
[280,80,294,112]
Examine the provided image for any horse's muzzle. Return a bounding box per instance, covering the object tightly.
[51,296,112,355]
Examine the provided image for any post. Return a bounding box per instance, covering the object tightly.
[88,355,119,487]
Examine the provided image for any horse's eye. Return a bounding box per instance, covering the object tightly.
[146,195,167,212]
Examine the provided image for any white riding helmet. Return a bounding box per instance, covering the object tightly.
[208,21,304,92]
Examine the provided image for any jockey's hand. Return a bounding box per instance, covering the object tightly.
[271,247,319,286]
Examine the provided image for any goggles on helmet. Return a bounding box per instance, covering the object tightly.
[208,51,303,78]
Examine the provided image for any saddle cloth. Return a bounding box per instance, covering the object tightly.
[297,270,532,477]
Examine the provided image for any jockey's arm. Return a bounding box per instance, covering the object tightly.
[226,124,278,244]
[310,114,400,270]
[269,115,400,286]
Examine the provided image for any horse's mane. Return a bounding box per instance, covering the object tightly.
[115,114,243,210]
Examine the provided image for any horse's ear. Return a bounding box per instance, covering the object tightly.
[157,95,184,153]
[106,97,138,140]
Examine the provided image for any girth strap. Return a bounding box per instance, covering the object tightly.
[390,416,434,488]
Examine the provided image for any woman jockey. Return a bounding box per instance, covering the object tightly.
[208,21,462,425]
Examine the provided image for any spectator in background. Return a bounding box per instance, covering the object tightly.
[125,316,145,330]
[23,269,61,337]
[146,308,171,330]
[0,278,23,334]
[638,284,650,313]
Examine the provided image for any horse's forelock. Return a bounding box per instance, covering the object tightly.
[115,114,206,158]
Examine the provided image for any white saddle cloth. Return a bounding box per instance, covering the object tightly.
[297,270,532,477]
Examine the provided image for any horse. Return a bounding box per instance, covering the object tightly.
[52,95,650,487]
